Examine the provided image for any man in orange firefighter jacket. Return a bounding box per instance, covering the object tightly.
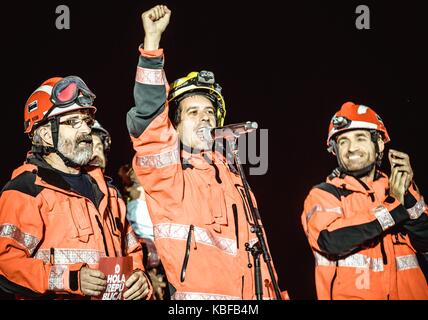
[127,5,283,300]
[302,101,428,300]
[0,76,151,299]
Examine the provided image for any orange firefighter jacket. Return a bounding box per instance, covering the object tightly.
[127,48,281,300]
[0,156,149,299]
[302,171,428,300]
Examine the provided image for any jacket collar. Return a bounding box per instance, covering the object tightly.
[327,170,388,194]
[25,154,106,208]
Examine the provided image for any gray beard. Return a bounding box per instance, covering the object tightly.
[58,137,93,166]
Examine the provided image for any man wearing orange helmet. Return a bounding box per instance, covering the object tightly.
[0,76,151,299]
[126,5,284,300]
[302,102,428,299]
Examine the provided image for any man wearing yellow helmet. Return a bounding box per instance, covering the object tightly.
[126,5,284,300]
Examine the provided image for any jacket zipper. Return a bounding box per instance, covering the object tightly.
[380,238,388,265]
[180,224,194,282]
[241,275,245,299]
[95,215,110,257]
[330,261,338,300]
[232,204,239,249]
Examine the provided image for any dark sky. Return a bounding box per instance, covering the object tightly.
[2,1,428,299]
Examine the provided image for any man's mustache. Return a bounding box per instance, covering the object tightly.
[76,134,93,144]
[89,157,103,166]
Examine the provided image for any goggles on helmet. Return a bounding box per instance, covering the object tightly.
[50,76,96,108]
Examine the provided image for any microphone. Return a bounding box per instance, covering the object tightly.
[201,121,258,141]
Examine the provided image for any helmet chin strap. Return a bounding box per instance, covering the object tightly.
[31,118,83,168]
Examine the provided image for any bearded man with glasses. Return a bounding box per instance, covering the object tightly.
[0,76,152,300]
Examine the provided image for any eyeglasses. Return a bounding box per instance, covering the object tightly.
[59,116,95,129]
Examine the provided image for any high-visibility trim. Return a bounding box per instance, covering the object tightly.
[306,205,343,223]
[34,248,105,265]
[0,224,40,255]
[48,265,67,291]
[125,230,139,250]
[47,103,96,117]
[314,252,384,272]
[154,223,237,256]
[136,148,180,168]
[396,254,419,271]
[407,197,426,220]
[373,205,395,231]
[32,85,53,95]
[171,291,241,300]
[314,252,335,267]
[328,120,378,142]
[135,67,165,85]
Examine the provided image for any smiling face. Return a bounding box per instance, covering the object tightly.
[175,94,217,150]
[336,129,384,173]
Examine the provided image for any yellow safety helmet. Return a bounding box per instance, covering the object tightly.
[168,70,226,126]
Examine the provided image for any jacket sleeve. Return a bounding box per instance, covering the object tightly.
[127,47,168,139]
[0,190,84,296]
[401,182,428,253]
[301,187,410,258]
[127,47,185,224]
[123,224,153,300]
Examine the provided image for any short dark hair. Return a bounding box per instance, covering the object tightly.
[169,92,217,127]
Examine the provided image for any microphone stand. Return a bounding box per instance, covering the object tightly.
[225,135,282,300]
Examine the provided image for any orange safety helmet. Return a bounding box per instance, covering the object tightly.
[24,76,97,134]
[327,101,390,150]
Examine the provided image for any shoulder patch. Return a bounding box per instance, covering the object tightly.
[313,182,353,201]
[1,171,44,197]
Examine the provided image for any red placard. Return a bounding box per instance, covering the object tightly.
[94,256,133,300]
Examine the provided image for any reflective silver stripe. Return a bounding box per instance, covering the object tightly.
[32,85,53,95]
[306,205,343,224]
[135,67,165,85]
[34,248,105,265]
[328,121,378,142]
[48,265,67,291]
[171,291,240,300]
[125,230,139,250]
[314,252,336,267]
[154,223,237,256]
[314,252,384,272]
[373,206,395,231]
[396,254,419,271]
[306,205,320,224]
[136,148,179,168]
[0,224,40,255]
[339,254,384,272]
[325,207,343,214]
[407,197,426,220]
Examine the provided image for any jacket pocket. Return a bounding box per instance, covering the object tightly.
[67,198,94,242]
